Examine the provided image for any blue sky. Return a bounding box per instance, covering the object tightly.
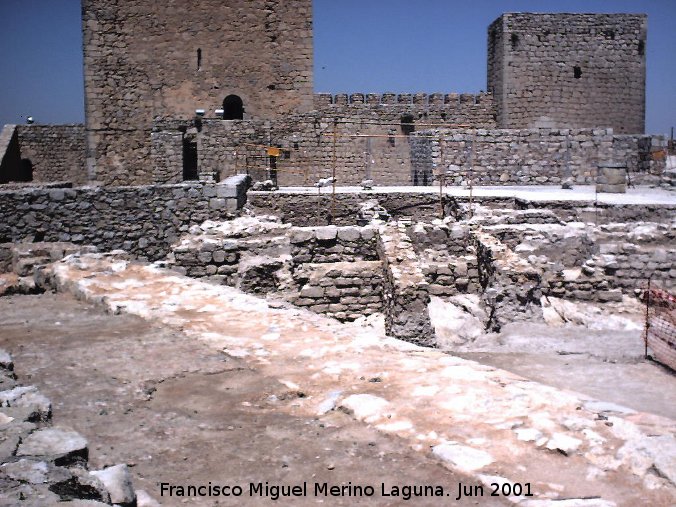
[0,0,674,134]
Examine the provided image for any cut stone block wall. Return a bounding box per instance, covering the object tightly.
[411,128,665,186]
[488,13,646,134]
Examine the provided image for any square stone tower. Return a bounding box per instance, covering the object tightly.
[82,0,313,185]
[487,13,646,133]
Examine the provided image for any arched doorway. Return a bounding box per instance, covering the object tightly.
[222,95,244,120]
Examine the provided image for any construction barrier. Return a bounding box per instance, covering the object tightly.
[643,283,676,370]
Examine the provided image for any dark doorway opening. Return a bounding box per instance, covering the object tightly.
[182,139,198,180]
[223,95,244,120]
[19,159,33,182]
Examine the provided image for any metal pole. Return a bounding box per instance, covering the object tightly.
[331,119,337,224]
[439,134,444,219]
[469,135,475,218]
[644,278,651,359]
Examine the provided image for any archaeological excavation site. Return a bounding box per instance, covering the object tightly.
[0,1,675,506]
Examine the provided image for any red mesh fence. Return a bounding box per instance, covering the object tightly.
[643,285,676,370]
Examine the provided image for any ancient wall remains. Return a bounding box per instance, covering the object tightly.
[82,0,313,185]
[488,13,646,133]
[247,192,453,226]
[0,183,245,261]
[15,125,87,184]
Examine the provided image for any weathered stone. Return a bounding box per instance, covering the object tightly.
[17,428,88,466]
[90,464,136,506]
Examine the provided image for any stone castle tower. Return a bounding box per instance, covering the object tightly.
[82,0,314,184]
[488,13,646,133]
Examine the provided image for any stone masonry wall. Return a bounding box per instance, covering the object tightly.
[291,261,383,321]
[155,92,496,188]
[15,125,87,184]
[0,184,244,261]
[377,223,434,346]
[412,128,665,186]
[488,13,646,133]
[475,231,544,331]
[247,192,453,226]
[82,0,313,185]
[313,92,497,129]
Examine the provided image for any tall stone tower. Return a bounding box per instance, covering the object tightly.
[82,0,314,185]
[487,13,646,134]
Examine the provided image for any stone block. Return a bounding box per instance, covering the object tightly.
[300,286,324,298]
[315,226,338,241]
[337,227,361,242]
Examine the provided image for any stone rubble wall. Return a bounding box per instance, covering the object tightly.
[171,221,383,322]
[247,192,454,226]
[515,199,676,225]
[0,183,246,262]
[594,243,676,293]
[15,125,87,185]
[405,222,481,297]
[0,348,146,506]
[376,223,434,345]
[289,225,378,263]
[422,256,481,297]
[291,261,383,321]
[473,219,676,300]
[474,231,544,331]
[412,128,667,186]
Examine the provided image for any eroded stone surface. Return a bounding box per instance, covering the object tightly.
[42,253,676,505]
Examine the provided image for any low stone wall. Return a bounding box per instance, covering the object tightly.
[291,261,383,321]
[475,231,544,331]
[290,225,378,263]
[515,199,676,225]
[377,223,434,346]
[423,256,481,297]
[596,243,675,293]
[0,183,246,261]
[247,192,454,226]
[543,272,623,303]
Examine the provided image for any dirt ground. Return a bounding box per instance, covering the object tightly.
[0,293,510,506]
[454,322,676,420]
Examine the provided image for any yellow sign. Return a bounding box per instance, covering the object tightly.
[267,147,281,157]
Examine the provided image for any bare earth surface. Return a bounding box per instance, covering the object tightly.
[0,293,508,506]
